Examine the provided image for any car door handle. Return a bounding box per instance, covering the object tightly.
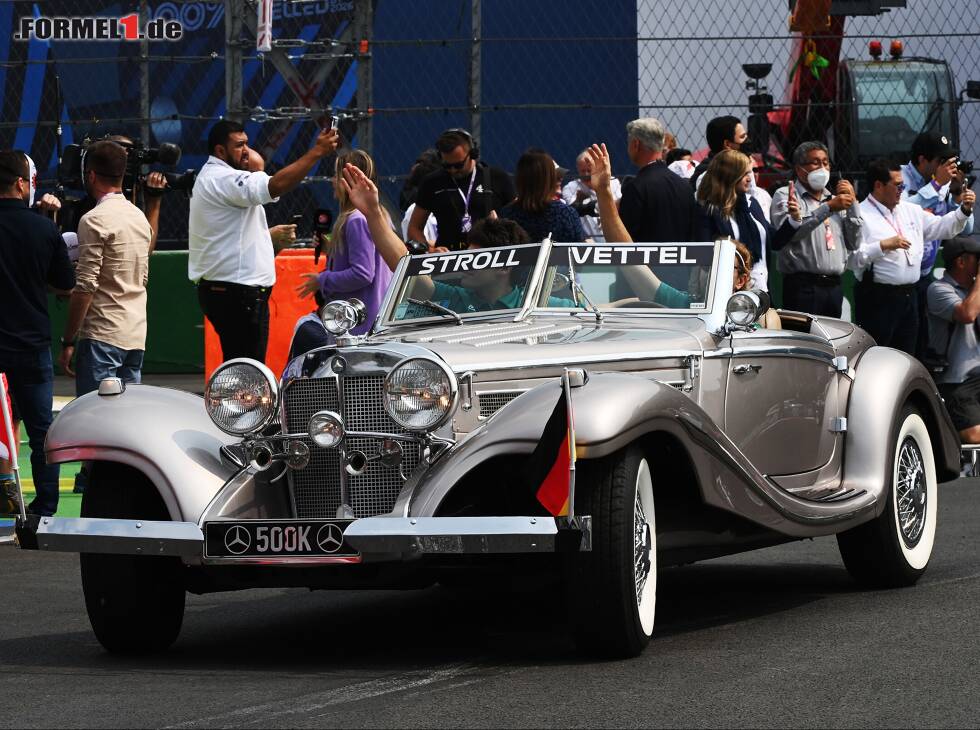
[733,364,762,375]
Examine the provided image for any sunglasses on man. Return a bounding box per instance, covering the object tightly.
[441,152,471,171]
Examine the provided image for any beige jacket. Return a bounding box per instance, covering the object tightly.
[75,194,153,351]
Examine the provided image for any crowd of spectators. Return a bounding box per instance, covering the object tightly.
[2,112,980,516]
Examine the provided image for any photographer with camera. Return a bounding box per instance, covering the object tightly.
[189,120,337,364]
[902,132,975,360]
[926,237,980,445]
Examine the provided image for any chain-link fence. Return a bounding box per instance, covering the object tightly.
[1,0,977,246]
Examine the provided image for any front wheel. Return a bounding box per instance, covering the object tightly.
[837,407,938,588]
[565,445,656,658]
[80,462,186,654]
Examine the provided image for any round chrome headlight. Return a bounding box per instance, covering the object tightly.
[726,291,761,327]
[308,410,345,448]
[321,298,367,336]
[383,358,457,431]
[205,359,278,435]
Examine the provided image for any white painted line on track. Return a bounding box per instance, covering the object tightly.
[165,663,481,729]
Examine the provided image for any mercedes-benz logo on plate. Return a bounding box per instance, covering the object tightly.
[316,523,344,553]
[224,525,251,555]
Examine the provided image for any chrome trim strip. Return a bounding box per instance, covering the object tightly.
[733,329,835,346]
[336,370,352,515]
[344,515,568,554]
[270,429,426,444]
[202,555,363,566]
[35,517,203,556]
[448,349,702,373]
[731,345,837,366]
[703,347,734,359]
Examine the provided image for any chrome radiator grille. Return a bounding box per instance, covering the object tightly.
[282,376,421,519]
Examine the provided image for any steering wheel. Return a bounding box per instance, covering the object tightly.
[612,299,666,309]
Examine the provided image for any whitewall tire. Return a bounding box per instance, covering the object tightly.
[837,407,937,587]
[565,445,656,658]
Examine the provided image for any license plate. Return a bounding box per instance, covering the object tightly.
[204,520,357,558]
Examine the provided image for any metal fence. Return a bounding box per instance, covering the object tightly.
[0,0,977,247]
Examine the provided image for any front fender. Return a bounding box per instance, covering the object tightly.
[410,373,880,537]
[46,385,240,521]
[844,347,960,504]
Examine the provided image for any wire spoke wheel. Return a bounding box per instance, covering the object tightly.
[895,436,927,548]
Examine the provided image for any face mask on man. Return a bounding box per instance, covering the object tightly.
[807,167,831,192]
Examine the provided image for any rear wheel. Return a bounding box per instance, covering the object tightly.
[837,406,938,588]
[80,463,186,654]
[565,445,656,658]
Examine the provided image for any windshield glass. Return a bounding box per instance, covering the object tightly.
[540,243,717,311]
[383,242,719,326]
[388,244,542,323]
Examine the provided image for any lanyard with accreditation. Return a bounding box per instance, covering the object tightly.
[868,196,914,266]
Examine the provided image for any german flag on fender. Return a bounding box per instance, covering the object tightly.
[523,378,576,516]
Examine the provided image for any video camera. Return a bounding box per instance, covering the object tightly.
[59,134,195,195]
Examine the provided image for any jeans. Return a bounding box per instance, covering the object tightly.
[74,338,145,398]
[0,349,60,516]
[197,281,272,363]
[73,339,144,494]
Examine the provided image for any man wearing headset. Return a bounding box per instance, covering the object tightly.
[407,128,515,252]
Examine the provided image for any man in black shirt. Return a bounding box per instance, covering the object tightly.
[0,150,75,516]
[408,129,515,251]
[619,117,700,245]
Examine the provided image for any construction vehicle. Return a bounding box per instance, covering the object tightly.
[747,0,979,187]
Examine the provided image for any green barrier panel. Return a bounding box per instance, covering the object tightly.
[49,251,204,375]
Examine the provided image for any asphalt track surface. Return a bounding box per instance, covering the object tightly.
[2,478,979,729]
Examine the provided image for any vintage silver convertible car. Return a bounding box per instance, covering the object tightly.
[19,239,960,658]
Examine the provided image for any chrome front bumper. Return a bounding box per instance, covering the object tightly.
[22,515,591,558]
[31,516,203,556]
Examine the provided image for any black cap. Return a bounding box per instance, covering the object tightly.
[942,236,980,261]
[911,131,958,163]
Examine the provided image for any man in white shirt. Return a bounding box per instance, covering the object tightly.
[189,120,337,363]
[851,158,975,355]
[561,148,622,242]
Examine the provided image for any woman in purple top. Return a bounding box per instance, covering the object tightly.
[298,149,393,335]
